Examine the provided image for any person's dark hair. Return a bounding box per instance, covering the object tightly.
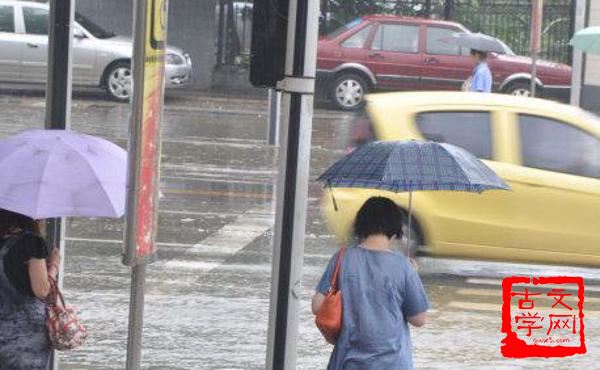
[353,197,403,240]
[0,209,39,238]
[470,49,488,59]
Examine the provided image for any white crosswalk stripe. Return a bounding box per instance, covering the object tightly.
[162,207,274,271]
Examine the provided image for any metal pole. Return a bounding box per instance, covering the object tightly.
[265,0,320,368]
[216,0,226,66]
[530,54,538,97]
[424,0,432,18]
[44,1,74,369]
[530,0,543,97]
[443,0,454,20]
[124,0,168,365]
[125,264,147,369]
[45,0,74,130]
[225,0,236,64]
[126,0,149,369]
[267,89,281,146]
[570,0,588,107]
[407,191,413,257]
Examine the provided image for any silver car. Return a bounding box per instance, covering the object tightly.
[0,1,192,101]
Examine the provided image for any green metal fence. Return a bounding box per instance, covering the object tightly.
[320,0,575,64]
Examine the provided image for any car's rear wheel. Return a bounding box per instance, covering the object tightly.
[331,73,368,111]
[104,62,132,102]
[505,81,532,97]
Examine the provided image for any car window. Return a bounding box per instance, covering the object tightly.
[426,27,469,56]
[24,7,48,35]
[325,18,362,39]
[0,5,14,33]
[416,111,493,159]
[341,25,372,49]
[519,114,600,178]
[75,12,115,39]
[371,23,419,53]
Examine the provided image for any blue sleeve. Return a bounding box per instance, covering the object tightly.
[401,264,430,317]
[316,251,339,294]
[472,69,485,92]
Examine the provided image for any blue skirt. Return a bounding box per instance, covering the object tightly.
[0,299,51,370]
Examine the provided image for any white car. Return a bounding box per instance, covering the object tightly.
[0,1,192,101]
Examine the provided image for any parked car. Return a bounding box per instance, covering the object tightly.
[322,92,600,267]
[0,1,192,101]
[317,15,572,110]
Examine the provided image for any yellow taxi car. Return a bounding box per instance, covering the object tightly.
[322,92,600,266]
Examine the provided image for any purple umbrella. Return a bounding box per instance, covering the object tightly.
[0,129,127,219]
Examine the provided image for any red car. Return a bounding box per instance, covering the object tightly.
[317,15,572,110]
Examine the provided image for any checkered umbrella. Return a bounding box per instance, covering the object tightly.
[318,140,509,193]
[318,140,510,254]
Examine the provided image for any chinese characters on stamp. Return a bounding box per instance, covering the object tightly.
[501,276,586,358]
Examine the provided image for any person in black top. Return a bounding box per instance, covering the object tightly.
[0,208,60,370]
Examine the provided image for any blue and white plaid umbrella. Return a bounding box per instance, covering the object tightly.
[319,140,509,192]
[318,140,510,254]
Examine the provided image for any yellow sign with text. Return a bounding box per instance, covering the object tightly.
[129,0,168,264]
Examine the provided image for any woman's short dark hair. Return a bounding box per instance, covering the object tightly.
[470,49,488,59]
[353,197,403,240]
[0,209,39,238]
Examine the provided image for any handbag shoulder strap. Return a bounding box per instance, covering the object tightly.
[329,246,346,292]
[47,276,66,308]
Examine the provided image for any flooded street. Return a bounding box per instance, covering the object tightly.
[1,91,599,370]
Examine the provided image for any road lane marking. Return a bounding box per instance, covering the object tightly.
[158,209,245,217]
[447,301,600,317]
[163,188,272,200]
[163,207,274,270]
[161,175,272,185]
[65,237,194,248]
[447,301,499,312]
[466,278,600,292]
[455,288,500,298]
[456,288,600,304]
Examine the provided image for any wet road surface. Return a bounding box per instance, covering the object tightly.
[0,91,599,370]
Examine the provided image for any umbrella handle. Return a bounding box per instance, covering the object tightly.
[407,191,413,258]
[328,183,339,212]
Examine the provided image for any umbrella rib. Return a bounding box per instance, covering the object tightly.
[57,132,124,216]
[74,151,122,216]
[33,144,61,219]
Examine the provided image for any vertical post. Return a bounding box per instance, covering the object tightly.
[125,2,150,369]
[530,0,543,97]
[45,0,74,369]
[45,0,74,130]
[265,0,320,368]
[216,0,226,66]
[225,0,236,64]
[124,0,168,368]
[443,0,454,20]
[570,0,588,106]
[407,191,413,257]
[322,0,330,33]
[267,89,281,146]
[424,0,432,18]
[125,264,147,369]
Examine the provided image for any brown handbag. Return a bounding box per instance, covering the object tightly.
[315,246,346,344]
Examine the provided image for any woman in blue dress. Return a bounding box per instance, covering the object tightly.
[313,197,429,370]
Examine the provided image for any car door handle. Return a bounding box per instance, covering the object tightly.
[26,42,39,48]
[368,53,384,60]
[424,57,439,64]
